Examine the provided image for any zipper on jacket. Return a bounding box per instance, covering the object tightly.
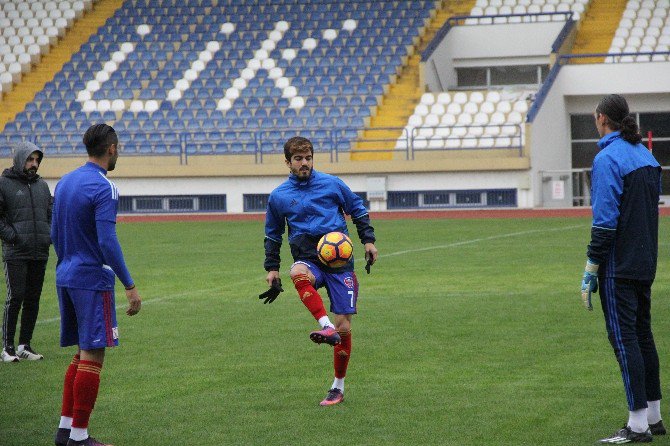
[28,183,38,258]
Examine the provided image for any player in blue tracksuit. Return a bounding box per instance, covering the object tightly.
[580,95,663,444]
[263,136,378,406]
[52,124,142,446]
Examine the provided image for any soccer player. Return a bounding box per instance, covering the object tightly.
[580,95,663,444]
[0,142,52,362]
[52,124,141,446]
[263,136,378,406]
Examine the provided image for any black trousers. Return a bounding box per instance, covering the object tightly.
[599,275,662,411]
[2,259,48,348]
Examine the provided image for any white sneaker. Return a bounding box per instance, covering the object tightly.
[17,344,43,360]
[1,346,20,362]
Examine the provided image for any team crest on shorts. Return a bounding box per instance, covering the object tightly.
[112,327,119,340]
[344,277,354,288]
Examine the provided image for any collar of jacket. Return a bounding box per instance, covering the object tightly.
[288,169,319,186]
[597,131,621,150]
[85,161,108,175]
[2,167,39,183]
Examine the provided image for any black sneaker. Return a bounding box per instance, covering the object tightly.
[55,428,70,446]
[66,437,111,446]
[598,425,653,443]
[650,420,666,436]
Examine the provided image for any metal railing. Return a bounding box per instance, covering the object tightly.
[2,124,526,164]
[422,12,574,61]
[527,50,670,122]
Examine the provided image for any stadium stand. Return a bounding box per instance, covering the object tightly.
[0,0,93,95]
[466,0,589,23]
[1,0,668,213]
[606,0,670,62]
[398,89,529,152]
[1,0,435,155]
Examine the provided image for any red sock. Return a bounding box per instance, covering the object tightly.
[72,360,102,429]
[61,354,80,418]
[334,330,352,378]
[292,274,327,320]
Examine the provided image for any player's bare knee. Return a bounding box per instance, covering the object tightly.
[289,262,313,281]
[335,322,351,333]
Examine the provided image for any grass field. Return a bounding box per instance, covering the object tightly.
[1,216,670,445]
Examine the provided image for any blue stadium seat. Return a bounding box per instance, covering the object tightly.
[9,0,439,157]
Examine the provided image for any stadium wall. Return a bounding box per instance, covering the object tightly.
[529,61,670,207]
[37,156,532,213]
[424,21,564,90]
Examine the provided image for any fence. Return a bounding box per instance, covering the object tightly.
[539,166,670,207]
[3,124,526,164]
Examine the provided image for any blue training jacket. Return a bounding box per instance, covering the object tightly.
[264,169,375,272]
[51,162,133,290]
[587,131,661,280]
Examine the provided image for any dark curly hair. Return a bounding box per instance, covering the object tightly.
[596,94,642,145]
[283,136,313,161]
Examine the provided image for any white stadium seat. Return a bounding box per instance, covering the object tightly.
[463,102,478,115]
[430,103,446,115]
[421,92,435,105]
[453,92,468,105]
[436,92,451,104]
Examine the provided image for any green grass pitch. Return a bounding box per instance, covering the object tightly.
[1,216,670,445]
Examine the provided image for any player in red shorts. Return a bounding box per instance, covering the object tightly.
[52,124,141,446]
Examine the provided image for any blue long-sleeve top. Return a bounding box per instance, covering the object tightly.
[587,131,661,280]
[51,162,133,290]
[264,169,375,272]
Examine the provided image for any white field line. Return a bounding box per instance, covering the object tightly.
[380,224,584,258]
[38,224,584,325]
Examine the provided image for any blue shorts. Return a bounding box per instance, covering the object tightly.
[294,261,359,315]
[58,287,119,350]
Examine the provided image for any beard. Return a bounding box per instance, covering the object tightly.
[24,168,37,177]
[295,166,312,179]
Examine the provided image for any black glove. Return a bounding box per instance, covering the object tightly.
[259,278,283,304]
[365,258,373,274]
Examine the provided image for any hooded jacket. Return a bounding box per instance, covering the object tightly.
[0,141,52,261]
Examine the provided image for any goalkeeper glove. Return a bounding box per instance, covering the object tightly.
[259,278,283,304]
[580,259,599,311]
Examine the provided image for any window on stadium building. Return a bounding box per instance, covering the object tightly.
[570,111,670,195]
[456,64,548,88]
[118,195,226,213]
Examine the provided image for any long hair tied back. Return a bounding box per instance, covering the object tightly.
[596,94,642,145]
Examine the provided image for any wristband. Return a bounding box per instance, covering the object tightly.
[585,259,599,273]
[125,284,136,290]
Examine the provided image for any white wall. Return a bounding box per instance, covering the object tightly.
[529,61,670,207]
[424,21,565,90]
[46,170,527,213]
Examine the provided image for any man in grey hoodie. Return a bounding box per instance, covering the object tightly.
[0,141,52,362]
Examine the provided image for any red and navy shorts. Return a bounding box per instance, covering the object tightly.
[293,260,359,315]
[57,287,119,350]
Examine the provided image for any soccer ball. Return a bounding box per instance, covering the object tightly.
[317,232,354,268]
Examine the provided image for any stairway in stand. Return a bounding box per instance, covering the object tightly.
[570,0,627,64]
[0,0,125,132]
[350,0,476,161]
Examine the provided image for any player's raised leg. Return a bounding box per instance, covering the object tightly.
[290,262,340,346]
